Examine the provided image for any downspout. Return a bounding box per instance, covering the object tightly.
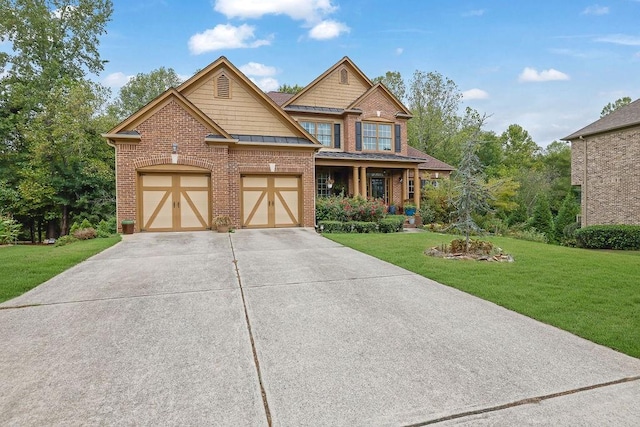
[106,138,119,230]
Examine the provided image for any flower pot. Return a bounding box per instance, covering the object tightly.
[405,207,416,216]
[216,225,230,233]
[388,205,397,215]
[121,222,134,234]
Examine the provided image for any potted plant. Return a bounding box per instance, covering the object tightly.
[403,201,417,217]
[388,203,397,215]
[212,215,232,233]
[121,219,134,235]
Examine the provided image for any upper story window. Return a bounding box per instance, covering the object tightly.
[301,121,332,147]
[215,74,230,99]
[363,122,392,151]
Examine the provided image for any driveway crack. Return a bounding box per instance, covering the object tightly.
[403,375,640,426]
[229,234,272,427]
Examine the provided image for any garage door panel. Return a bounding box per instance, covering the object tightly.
[275,190,299,226]
[180,190,209,229]
[242,175,301,228]
[143,191,173,230]
[243,190,269,227]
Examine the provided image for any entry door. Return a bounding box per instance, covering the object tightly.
[140,174,210,231]
[242,175,301,228]
[369,177,389,203]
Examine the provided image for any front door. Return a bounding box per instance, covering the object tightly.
[369,176,389,203]
[241,175,301,228]
[140,173,210,231]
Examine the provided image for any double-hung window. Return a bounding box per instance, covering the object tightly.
[363,123,392,151]
[301,121,332,147]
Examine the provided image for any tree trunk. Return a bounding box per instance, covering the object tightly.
[61,205,69,236]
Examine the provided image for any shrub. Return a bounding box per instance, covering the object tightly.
[529,194,555,242]
[318,220,344,233]
[345,221,378,233]
[0,215,21,244]
[450,238,494,254]
[555,192,580,243]
[508,228,548,243]
[96,217,117,238]
[316,196,386,222]
[575,225,640,250]
[379,215,405,233]
[73,227,97,240]
[55,235,78,246]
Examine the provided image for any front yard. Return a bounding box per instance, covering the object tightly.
[0,236,121,304]
[325,232,640,359]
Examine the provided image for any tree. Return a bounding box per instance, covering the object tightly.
[554,191,579,243]
[529,194,554,242]
[407,70,462,164]
[372,71,406,102]
[277,83,304,94]
[499,124,540,171]
[540,140,572,211]
[600,96,631,117]
[450,137,491,251]
[110,67,183,119]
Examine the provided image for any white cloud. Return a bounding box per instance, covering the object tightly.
[188,24,271,54]
[309,20,349,40]
[518,67,570,82]
[581,5,609,15]
[214,0,337,23]
[103,72,133,88]
[595,34,640,46]
[462,88,489,100]
[240,62,277,76]
[395,47,404,55]
[250,77,280,92]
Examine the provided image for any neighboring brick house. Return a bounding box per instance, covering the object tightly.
[563,98,640,227]
[269,57,453,209]
[105,56,454,232]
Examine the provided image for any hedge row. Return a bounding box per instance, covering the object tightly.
[575,225,640,250]
[318,215,405,233]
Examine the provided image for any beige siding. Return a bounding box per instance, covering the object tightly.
[184,72,296,137]
[296,67,369,109]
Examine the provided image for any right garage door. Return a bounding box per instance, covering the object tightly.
[241,175,301,228]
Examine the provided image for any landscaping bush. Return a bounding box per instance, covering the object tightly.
[379,215,405,233]
[575,225,640,250]
[345,221,377,233]
[0,215,21,244]
[96,217,117,238]
[508,227,548,243]
[70,218,94,235]
[316,196,386,222]
[318,220,345,233]
[54,235,78,246]
[73,227,97,240]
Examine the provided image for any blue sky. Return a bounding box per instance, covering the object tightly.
[96,0,640,147]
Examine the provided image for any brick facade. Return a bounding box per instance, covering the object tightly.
[571,127,640,226]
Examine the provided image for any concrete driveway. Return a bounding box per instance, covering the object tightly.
[1,229,639,426]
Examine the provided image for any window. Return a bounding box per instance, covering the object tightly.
[301,121,333,147]
[316,171,331,197]
[363,123,392,151]
[216,74,230,99]
[340,68,349,84]
[408,179,415,199]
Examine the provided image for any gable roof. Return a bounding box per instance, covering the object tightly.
[347,82,412,117]
[282,56,373,108]
[563,98,640,140]
[104,88,232,139]
[267,91,294,106]
[406,146,455,171]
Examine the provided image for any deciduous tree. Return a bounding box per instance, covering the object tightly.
[600,96,631,117]
[111,67,183,119]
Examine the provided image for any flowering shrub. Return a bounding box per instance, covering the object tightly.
[316,196,386,223]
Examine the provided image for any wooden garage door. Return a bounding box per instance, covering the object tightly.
[140,173,210,231]
[241,175,301,228]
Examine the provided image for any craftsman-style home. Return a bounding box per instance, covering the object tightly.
[563,98,640,227]
[104,56,453,232]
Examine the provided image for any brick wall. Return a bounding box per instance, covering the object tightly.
[115,99,316,231]
[571,127,640,226]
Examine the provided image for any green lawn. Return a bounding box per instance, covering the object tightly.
[325,232,640,359]
[0,236,121,304]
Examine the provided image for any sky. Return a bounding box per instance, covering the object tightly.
[94,0,640,147]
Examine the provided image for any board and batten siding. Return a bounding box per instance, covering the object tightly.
[295,68,370,109]
[184,73,297,137]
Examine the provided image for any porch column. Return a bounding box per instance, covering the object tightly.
[360,166,367,197]
[352,166,359,197]
[401,169,408,203]
[413,167,421,209]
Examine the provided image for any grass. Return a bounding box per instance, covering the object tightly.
[0,236,121,304]
[325,232,640,359]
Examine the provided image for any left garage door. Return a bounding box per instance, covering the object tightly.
[139,173,210,231]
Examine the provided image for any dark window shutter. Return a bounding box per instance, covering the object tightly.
[395,124,401,153]
[334,123,341,149]
[355,121,362,151]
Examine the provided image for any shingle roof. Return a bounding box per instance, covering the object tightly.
[563,98,640,140]
[284,105,345,114]
[315,151,425,163]
[266,91,295,106]
[406,146,455,171]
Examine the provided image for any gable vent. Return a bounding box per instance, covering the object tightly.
[340,68,349,85]
[216,74,230,98]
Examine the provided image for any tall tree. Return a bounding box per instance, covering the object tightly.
[110,67,183,119]
[499,124,540,171]
[372,71,406,102]
[600,96,631,117]
[554,191,579,243]
[540,140,572,211]
[407,70,462,163]
[529,193,554,242]
[277,83,304,94]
